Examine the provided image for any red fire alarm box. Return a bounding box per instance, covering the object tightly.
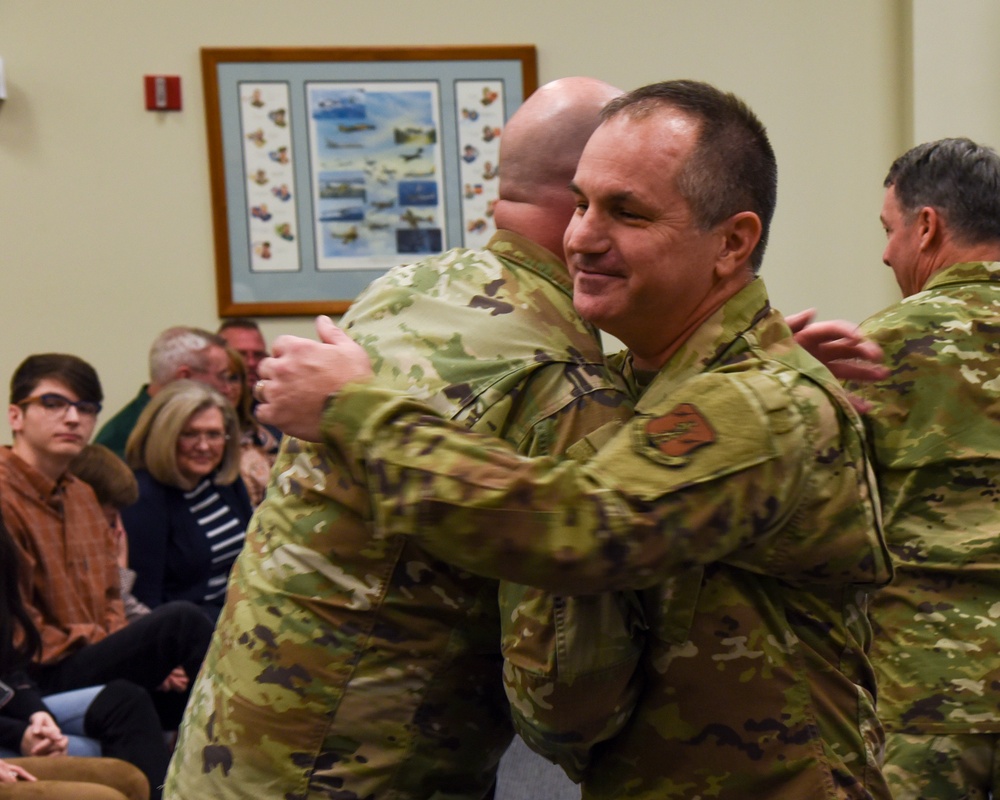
[144,75,182,111]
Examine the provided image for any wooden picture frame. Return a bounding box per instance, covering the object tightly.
[202,45,537,317]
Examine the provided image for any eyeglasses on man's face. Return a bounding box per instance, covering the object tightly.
[18,393,102,417]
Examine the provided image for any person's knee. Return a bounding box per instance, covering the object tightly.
[150,600,209,629]
[85,680,160,739]
[149,602,213,648]
[1,757,149,800]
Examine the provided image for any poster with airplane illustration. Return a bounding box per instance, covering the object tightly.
[307,82,445,271]
[204,46,535,316]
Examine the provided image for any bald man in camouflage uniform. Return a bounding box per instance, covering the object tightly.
[164,77,639,800]
[262,81,894,799]
[844,138,1000,800]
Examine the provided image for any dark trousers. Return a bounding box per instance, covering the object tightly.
[35,601,213,729]
[85,680,170,800]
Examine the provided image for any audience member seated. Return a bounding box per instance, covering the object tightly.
[0,505,168,797]
[217,318,268,388]
[123,380,251,622]
[95,328,230,459]
[0,354,214,760]
[0,756,148,800]
[218,318,282,447]
[68,446,150,622]
[221,349,277,507]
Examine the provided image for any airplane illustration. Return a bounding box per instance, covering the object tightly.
[400,148,424,162]
[325,138,362,149]
[400,209,434,229]
[331,225,359,245]
[339,123,376,133]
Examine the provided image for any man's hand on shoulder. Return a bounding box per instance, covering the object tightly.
[787,309,889,413]
[254,316,375,442]
[787,309,889,382]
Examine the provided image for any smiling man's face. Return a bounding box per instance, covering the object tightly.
[565,109,725,368]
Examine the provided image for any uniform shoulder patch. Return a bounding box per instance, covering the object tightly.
[589,372,781,498]
[644,403,716,463]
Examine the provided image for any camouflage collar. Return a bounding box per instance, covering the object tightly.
[632,279,775,410]
[923,260,1000,293]
[487,230,573,296]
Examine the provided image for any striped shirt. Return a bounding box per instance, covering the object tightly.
[184,478,247,605]
[122,470,252,614]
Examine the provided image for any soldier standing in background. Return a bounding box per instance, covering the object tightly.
[846,138,1000,800]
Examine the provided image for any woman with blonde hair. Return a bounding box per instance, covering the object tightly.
[123,380,251,622]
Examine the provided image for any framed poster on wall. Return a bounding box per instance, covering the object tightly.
[202,45,537,316]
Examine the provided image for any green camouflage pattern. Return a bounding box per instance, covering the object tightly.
[165,231,635,800]
[882,731,1000,800]
[325,278,894,799]
[846,262,1000,739]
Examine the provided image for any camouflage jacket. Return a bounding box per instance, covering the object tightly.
[165,231,634,800]
[848,260,1000,734]
[324,278,894,800]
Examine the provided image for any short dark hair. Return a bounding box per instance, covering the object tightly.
[885,137,1000,245]
[601,79,777,273]
[10,353,103,405]
[218,318,262,335]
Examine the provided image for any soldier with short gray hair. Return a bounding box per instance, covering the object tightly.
[846,137,1000,800]
[272,80,895,800]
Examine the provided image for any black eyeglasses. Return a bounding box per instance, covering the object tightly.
[18,392,102,417]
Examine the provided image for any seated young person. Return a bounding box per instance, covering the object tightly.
[68,445,151,622]
[0,355,214,744]
[0,504,167,797]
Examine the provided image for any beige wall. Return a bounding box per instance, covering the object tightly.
[0,0,916,432]
[912,0,1000,146]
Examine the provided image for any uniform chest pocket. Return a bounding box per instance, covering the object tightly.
[642,566,703,646]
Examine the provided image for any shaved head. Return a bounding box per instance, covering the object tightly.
[493,77,622,259]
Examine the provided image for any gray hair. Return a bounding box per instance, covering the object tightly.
[885,137,1000,246]
[148,327,226,384]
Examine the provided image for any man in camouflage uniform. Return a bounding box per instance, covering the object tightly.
[164,77,638,800]
[267,81,894,799]
[844,138,1000,800]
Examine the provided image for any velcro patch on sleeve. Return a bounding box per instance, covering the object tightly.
[643,403,716,464]
[588,372,784,499]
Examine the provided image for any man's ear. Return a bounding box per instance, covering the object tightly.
[175,365,193,381]
[716,211,762,278]
[915,206,940,251]
[8,404,24,437]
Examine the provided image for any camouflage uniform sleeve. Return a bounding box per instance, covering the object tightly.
[474,363,646,779]
[324,366,884,596]
[501,420,646,781]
